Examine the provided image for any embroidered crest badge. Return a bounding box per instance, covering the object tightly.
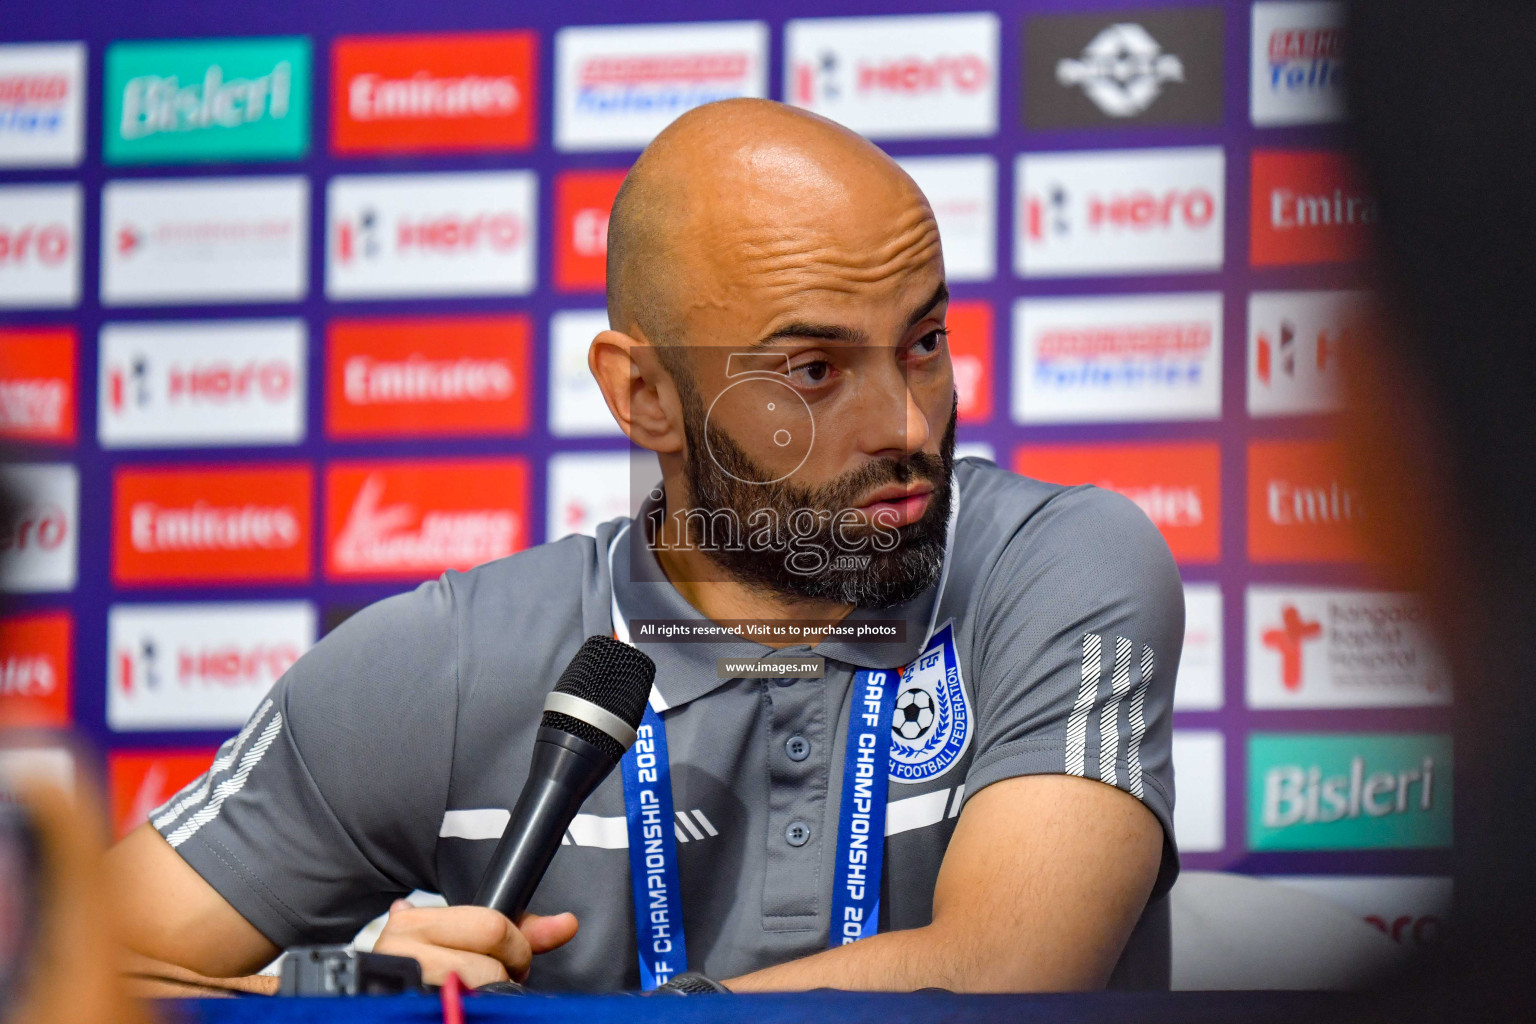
[889,622,972,784]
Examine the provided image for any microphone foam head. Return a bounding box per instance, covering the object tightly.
[541,635,655,761]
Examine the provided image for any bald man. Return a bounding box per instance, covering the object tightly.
[109,100,1181,994]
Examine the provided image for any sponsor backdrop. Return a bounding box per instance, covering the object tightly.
[0,0,1448,957]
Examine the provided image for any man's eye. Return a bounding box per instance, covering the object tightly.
[912,329,947,355]
[791,360,832,384]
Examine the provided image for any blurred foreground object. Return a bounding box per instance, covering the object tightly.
[1,775,153,1024]
[1347,0,1536,1017]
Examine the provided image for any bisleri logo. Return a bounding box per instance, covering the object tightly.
[105,37,311,164]
[1248,734,1452,850]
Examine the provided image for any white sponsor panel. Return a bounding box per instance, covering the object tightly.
[0,463,77,593]
[99,320,305,448]
[101,177,308,306]
[1264,876,1451,949]
[1012,292,1222,424]
[0,42,86,167]
[896,155,996,282]
[1175,583,1223,711]
[545,450,661,542]
[1246,587,1451,709]
[1015,147,1225,277]
[548,310,623,438]
[1172,730,1224,852]
[954,442,995,463]
[555,22,767,152]
[1251,2,1345,126]
[0,747,74,797]
[0,183,81,308]
[327,171,536,299]
[786,13,999,139]
[107,601,315,731]
[1248,290,1360,417]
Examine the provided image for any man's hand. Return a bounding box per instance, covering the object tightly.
[372,902,578,988]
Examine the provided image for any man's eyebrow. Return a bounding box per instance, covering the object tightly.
[750,281,951,350]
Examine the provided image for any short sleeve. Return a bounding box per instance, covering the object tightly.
[149,575,461,947]
[963,485,1184,896]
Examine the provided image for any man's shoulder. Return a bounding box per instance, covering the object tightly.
[953,456,1159,561]
[447,529,608,624]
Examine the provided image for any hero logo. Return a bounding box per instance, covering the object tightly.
[786,13,999,139]
[107,602,314,731]
[1015,148,1224,277]
[555,22,767,151]
[99,320,305,448]
[1251,2,1345,126]
[327,172,536,299]
[0,184,81,308]
[1055,23,1183,118]
[108,750,217,839]
[1248,290,1362,417]
[326,459,529,580]
[1248,587,1451,708]
[0,464,77,593]
[0,43,86,167]
[1013,293,1223,424]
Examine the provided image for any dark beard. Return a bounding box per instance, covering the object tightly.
[677,396,957,609]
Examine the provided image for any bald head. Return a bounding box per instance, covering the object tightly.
[605,99,937,349]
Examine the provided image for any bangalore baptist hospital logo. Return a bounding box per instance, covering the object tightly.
[1262,603,1322,692]
[1056,23,1184,117]
[889,622,972,784]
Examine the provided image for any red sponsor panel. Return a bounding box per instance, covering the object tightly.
[1248,439,1369,562]
[325,458,530,581]
[327,315,531,438]
[108,749,217,839]
[946,300,992,423]
[554,169,626,292]
[113,465,313,585]
[0,327,75,443]
[332,32,537,154]
[1014,441,1221,563]
[0,611,71,728]
[1251,150,1376,266]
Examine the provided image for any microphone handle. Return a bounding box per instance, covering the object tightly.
[472,727,617,921]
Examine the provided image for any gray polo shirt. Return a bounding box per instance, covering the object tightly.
[151,457,1183,990]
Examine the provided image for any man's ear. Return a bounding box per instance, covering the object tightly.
[589,329,685,455]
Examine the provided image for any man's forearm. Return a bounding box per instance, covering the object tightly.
[725,921,1024,994]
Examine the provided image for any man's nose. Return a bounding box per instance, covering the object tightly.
[855,360,931,459]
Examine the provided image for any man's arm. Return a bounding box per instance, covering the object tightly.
[727,773,1161,993]
[108,823,282,990]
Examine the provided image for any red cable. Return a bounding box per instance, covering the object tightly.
[440,971,465,1024]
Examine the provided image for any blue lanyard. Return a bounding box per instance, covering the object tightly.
[619,668,895,987]
[619,703,689,990]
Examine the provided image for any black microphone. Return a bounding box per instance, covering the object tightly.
[472,635,655,922]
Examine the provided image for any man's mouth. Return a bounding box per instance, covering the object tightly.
[852,482,935,528]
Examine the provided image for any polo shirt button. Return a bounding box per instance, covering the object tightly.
[785,735,810,762]
[785,820,811,847]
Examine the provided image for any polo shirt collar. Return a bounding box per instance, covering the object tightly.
[607,495,939,712]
